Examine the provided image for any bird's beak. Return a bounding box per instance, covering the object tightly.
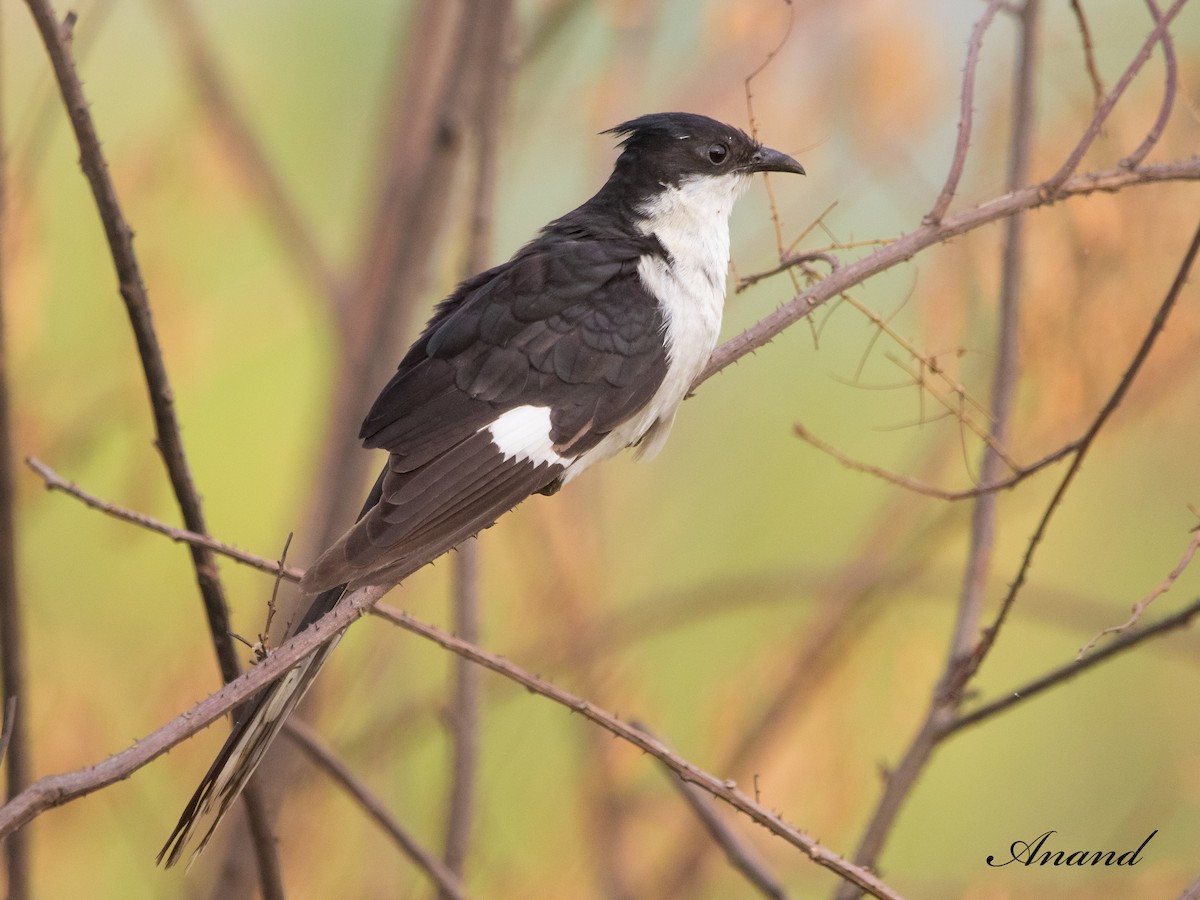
[745,146,806,176]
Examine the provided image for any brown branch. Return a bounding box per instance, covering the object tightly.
[17,470,898,897]
[792,423,1079,500]
[946,595,1200,736]
[1068,0,1105,112]
[1076,528,1200,658]
[366,605,903,900]
[736,250,840,293]
[283,721,468,900]
[949,0,1040,681]
[960,216,1200,686]
[0,581,388,840]
[1041,0,1189,193]
[20,0,283,889]
[24,457,306,581]
[699,158,1200,387]
[840,218,1200,900]
[22,0,242,685]
[638,722,788,900]
[924,0,1006,224]
[837,5,1039,890]
[1119,0,1178,168]
[440,5,513,887]
[0,17,30,893]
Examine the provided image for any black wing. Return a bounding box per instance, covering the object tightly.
[301,235,670,592]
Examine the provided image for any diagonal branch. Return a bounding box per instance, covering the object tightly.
[25,457,306,582]
[958,215,1200,688]
[1119,0,1178,169]
[923,0,1006,225]
[1041,0,1189,193]
[283,721,468,900]
[0,582,389,841]
[20,0,283,891]
[700,159,1200,387]
[946,594,1200,736]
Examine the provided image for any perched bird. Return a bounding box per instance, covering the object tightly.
[159,111,804,867]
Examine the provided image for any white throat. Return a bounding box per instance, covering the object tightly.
[631,173,748,457]
[558,172,751,481]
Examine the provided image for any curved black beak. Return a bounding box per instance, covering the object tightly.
[745,145,805,176]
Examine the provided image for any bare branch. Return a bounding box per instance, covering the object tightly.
[947,595,1200,736]
[838,5,1040,889]
[1077,527,1200,658]
[20,0,283,886]
[1041,0,1189,193]
[283,721,467,900]
[791,423,1079,500]
[1067,0,1105,112]
[1119,0,1178,168]
[924,0,1007,224]
[699,158,1200,387]
[366,605,904,900]
[24,457,305,582]
[638,722,788,900]
[0,582,389,841]
[21,0,243,684]
[959,216,1200,687]
[440,4,514,887]
[0,16,30,891]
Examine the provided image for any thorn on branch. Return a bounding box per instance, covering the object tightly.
[60,10,77,44]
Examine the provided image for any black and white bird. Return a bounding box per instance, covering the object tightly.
[159,111,804,867]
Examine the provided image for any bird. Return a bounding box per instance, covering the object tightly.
[158,111,804,868]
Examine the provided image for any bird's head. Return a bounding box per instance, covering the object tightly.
[595,112,804,228]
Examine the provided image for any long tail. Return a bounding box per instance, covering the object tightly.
[157,584,346,869]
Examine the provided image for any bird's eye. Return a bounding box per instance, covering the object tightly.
[707,144,728,165]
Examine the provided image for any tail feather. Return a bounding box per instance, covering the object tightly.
[158,586,346,869]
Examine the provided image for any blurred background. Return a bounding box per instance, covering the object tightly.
[4,0,1200,896]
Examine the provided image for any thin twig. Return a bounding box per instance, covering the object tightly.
[1077,528,1200,658]
[698,158,1200,386]
[946,595,1200,736]
[1119,0,1178,168]
[838,5,1040,891]
[19,0,283,890]
[0,582,388,842]
[737,251,839,292]
[22,0,242,685]
[24,457,305,582]
[792,423,1079,500]
[1068,0,1104,112]
[1041,0,1189,194]
[366,606,904,900]
[924,0,1006,224]
[637,721,788,900]
[959,216,1200,689]
[283,721,468,900]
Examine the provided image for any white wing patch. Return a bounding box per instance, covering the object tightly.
[485,405,571,467]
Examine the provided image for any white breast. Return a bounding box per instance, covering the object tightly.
[564,172,749,480]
